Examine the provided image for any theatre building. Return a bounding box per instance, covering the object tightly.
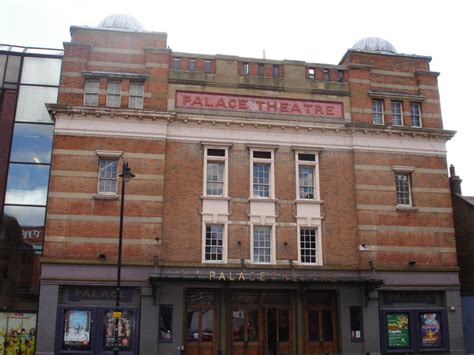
[36,15,465,354]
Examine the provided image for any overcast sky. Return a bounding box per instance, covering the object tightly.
[2,0,473,195]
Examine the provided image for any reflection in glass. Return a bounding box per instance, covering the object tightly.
[201,309,213,342]
[10,123,53,163]
[322,310,333,341]
[5,55,21,83]
[278,310,290,342]
[159,305,173,342]
[20,57,62,85]
[247,309,259,342]
[232,309,245,342]
[5,163,50,205]
[3,205,46,228]
[186,309,199,342]
[308,310,320,342]
[15,85,58,122]
[0,55,6,85]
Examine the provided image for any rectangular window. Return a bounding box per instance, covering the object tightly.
[372,99,384,125]
[172,58,181,70]
[204,60,212,73]
[410,102,422,127]
[159,305,173,342]
[204,147,228,197]
[205,225,224,261]
[189,59,196,72]
[323,69,330,81]
[129,82,144,109]
[106,81,121,108]
[350,306,364,342]
[253,226,271,263]
[300,228,317,264]
[257,63,264,77]
[84,80,99,106]
[395,173,412,206]
[242,63,249,76]
[308,68,315,80]
[338,70,344,82]
[272,65,280,78]
[296,152,318,200]
[98,159,118,194]
[251,149,274,198]
[391,101,403,126]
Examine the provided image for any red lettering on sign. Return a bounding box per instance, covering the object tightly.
[175,91,344,119]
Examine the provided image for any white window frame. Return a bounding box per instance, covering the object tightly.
[172,58,181,70]
[372,99,384,125]
[84,79,99,106]
[189,58,196,72]
[393,166,415,207]
[297,227,322,265]
[250,148,275,199]
[308,68,316,80]
[242,62,249,76]
[391,101,403,126]
[323,68,330,81]
[203,145,229,197]
[128,82,144,109]
[106,80,121,108]
[202,223,227,263]
[250,224,275,265]
[410,102,422,127]
[295,151,320,201]
[95,150,123,195]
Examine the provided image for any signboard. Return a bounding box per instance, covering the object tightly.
[387,313,410,348]
[104,310,133,350]
[176,91,344,119]
[420,312,442,348]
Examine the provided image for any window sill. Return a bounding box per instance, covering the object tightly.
[295,199,324,204]
[201,195,231,201]
[249,197,277,202]
[396,205,418,212]
[93,194,119,200]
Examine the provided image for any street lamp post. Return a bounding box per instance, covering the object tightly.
[113,162,135,355]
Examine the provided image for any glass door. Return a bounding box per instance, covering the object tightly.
[232,308,260,355]
[265,308,290,355]
[305,308,337,354]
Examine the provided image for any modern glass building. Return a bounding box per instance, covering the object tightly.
[0,44,62,354]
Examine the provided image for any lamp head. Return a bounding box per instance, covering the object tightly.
[119,162,135,183]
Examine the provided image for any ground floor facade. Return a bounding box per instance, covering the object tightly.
[36,265,465,355]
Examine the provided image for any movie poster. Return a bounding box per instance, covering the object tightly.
[63,310,91,350]
[387,313,410,348]
[104,310,133,350]
[0,312,37,355]
[420,312,442,348]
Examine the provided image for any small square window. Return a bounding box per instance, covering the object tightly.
[172,58,181,70]
[106,81,121,108]
[391,101,403,126]
[410,102,422,127]
[257,63,264,77]
[204,60,212,73]
[372,99,384,125]
[129,82,144,109]
[189,59,196,72]
[84,80,99,106]
[323,69,330,81]
[308,68,315,81]
[242,63,249,76]
[272,65,280,78]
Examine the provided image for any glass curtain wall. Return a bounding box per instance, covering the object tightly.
[0,45,62,353]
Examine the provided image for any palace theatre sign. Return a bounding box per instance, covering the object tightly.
[176,91,344,119]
